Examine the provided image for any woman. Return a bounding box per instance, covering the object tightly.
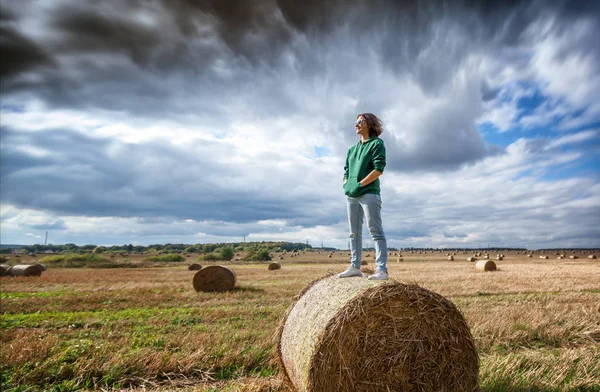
[338,113,388,280]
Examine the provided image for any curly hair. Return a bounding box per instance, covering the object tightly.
[357,113,384,137]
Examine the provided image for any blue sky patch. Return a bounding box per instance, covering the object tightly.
[314,145,332,158]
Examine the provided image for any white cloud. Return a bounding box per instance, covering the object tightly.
[2,1,599,249]
[545,130,599,150]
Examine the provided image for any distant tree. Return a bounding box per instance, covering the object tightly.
[248,248,271,262]
[201,253,218,261]
[202,244,216,254]
[219,247,234,261]
[64,243,78,250]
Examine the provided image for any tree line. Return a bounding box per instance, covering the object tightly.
[1,241,315,255]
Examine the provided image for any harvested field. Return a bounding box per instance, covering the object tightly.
[1,251,599,391]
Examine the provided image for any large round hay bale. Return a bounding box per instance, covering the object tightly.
[467,256,476,262]
[268,262,281,270]
[448,255,454,261]
[0,264,11,277]
[496,256,503,261]
[277,275,479,392]
[589,255,597,259]
[188,263,202,271]
[569,255,579,259]
[8,264,43,277]
[192,266,236,292]
[33,263,47,271]
[540,255,549,259]
[475,260,496,272]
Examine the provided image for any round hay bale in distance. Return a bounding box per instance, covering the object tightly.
[569,255,579,259]
[192,265,236,292]
[8,264,43,277]
[268,262,281,270]
[188,263,202,271]
[540,255,549,259]
[589,255,597,259]
[277,275,479,392]
[448,255,454,261]
[467,256,476,262]
[0,264,11,277]
[475,260,497,272]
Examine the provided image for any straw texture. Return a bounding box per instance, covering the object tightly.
[475,260,497,272]
[192,265,236,292]
[0,264,11,277]
[8,264,43,277]
[277,275,479,392]
[268,262,281,270]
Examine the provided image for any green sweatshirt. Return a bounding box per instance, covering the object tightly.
[343,136,386,197]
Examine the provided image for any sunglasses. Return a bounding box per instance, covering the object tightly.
[355,118,365,126]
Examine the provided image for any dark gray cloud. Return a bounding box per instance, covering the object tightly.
[0,21,54,77]
[2,0,594,109]
[1,0,599,247]
[1,0,595,133]
[0,126,341,228]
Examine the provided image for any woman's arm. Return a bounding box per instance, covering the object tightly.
[359,170,382,187]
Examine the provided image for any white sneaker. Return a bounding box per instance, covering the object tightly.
[337,266,364,278]
[368,270,388,280]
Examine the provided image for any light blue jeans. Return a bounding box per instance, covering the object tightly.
[347,193,388,272]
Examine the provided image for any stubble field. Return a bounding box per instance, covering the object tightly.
[1,251,599,391]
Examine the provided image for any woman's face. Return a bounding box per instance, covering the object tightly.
[355,115,368,136]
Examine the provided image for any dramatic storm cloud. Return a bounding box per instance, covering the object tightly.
[1,0,599,248]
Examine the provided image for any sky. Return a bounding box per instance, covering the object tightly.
[1,0,599,249]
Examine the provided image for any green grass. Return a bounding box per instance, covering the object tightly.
[144,254,185,262]
[39,254,109,263]
[0,291,68,299]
